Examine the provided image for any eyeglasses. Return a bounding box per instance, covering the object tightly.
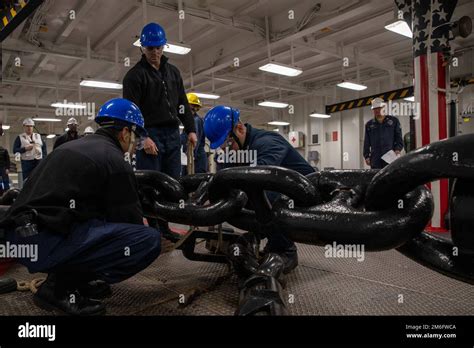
[221,132,236,150]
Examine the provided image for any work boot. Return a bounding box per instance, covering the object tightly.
[33,274,106,316]
[77,280,112,300]
[280,249,299,274]
[262,244,298,274]
[227,242,260,278]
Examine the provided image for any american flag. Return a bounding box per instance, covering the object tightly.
[396,0,458,231]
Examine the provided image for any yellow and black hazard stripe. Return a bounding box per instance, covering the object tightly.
[0,0,43,42]
[325,77,474,114]
[0,0,28,31]
[325,86,414,114]
[451,77,474,88]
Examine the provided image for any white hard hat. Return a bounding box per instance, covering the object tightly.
[67,117,78,125]
[23,118,35,126]
[371,97,386,110]
[84,126,94,134]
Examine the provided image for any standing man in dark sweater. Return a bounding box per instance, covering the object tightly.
[0,99,161,315]
[53,117,80,150]
[123,23,196,179]
[0,145,11,193]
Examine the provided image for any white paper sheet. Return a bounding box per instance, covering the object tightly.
[381,150,399,164]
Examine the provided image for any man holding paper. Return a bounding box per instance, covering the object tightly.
[363,98,404,169]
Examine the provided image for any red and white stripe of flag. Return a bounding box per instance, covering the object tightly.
[414,51,449,231]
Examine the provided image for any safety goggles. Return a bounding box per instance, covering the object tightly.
[136,136,147,150]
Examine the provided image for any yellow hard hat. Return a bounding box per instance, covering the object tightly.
[187,93,202,107]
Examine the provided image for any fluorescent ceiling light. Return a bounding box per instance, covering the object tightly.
[404,96,415,102]
[193,92,220,100]
[268,121,290,126]
[259,101,289,108]
[164,43,191,55]
[337,81,367,91]
[80,80,123,90]
[47,134,57,139]
[133,39,191,55]
[259,62,303,77]
[33,118,62,122]
[2,125,10,130]
[384,19,412,38]
[51,102,86,109]
[309,113,331,118]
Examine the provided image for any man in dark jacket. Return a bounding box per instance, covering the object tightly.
[123,22,196,179]
[53,117,80,150]
[204,106,315,273]
[363,98,404,169]
[181,93,207,175]
[0,99,161,315]
[0,146,10,193]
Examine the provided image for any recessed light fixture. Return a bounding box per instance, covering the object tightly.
[384,19,413,38]
[33,118,62,122]
[268,121,290,126]
[133,39,191,55]
[309,113,331,118]
[259,101,289,108]
[337,81,367,91]
[80,80,123,90]
[193,92,220,100]
[51,102,86,109]
[259,62,303,77]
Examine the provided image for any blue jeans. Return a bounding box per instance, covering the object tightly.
[6,219,161,284]
[136,127,181,179]
[21,159,41,181]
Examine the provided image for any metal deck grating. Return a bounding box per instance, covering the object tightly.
[0,243,473,316]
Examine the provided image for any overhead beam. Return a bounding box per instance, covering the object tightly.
[233,0,267,17]
[55,0,97,45]
[184,0,375,85]
[92,4,141,51]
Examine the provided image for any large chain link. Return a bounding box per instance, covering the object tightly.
[137,134,474,283]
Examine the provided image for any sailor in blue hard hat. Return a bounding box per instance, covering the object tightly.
[123,23,197,179]
[204,105,316,274]
[0,98,161,316]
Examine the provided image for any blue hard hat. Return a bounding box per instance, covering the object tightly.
[95,98,147,137]
[140,23,167,47]
[204,105,240,149]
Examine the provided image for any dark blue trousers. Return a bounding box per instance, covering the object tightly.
[194,147,208,173]
[264,191,296,253]
[0,169,9,193]
[6,220,161,284]
[136,127,181,179]
[21,159,41,181]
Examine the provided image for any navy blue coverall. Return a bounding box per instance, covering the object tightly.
[230,124,315,252]
[181,113,208,175]
[1,128,161,284]
[363,115,403,169]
